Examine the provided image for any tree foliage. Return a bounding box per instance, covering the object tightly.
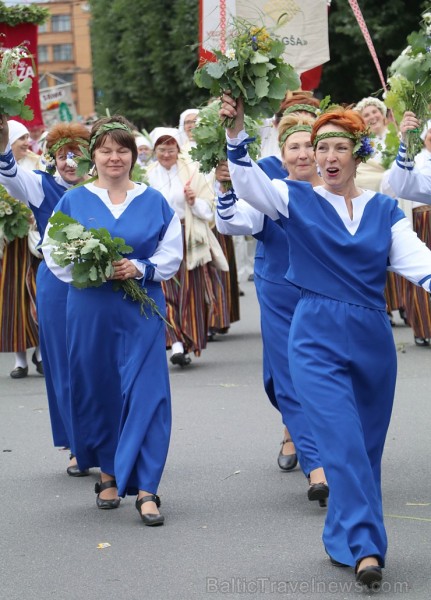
[319,0,429,103]
[90,0,429,129]
[90,0,206,130]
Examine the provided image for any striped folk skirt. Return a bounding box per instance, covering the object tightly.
[0,237,39,352]
[162,258,216,357]
[403,206,431,338]
[208,230,240,331]
[384,272,406,314]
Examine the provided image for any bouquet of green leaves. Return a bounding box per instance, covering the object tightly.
[384,10,431,159]
[0,184,32,258]
[46,211,166,320]
[189,100,261,191]
[0,43,34,120]
[194,18,300,127]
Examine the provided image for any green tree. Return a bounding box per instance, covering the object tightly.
[90,0,206,130]
[319,0,428,103]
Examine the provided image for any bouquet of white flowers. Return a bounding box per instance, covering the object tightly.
[384,10,431,159]
[46,211,166,320]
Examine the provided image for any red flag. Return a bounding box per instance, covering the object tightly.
[0,22,44,127]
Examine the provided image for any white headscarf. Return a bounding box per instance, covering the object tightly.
[149,127,181,148]
[8,120,29,147]
[135,135,153,149]
[178,109,199,146]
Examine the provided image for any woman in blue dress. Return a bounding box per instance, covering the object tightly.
[215,112,328,504]
[44,116,182,526]
[0,118,91,476]
[219,95,431,587]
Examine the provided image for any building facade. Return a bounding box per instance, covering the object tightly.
[36,0,95,120]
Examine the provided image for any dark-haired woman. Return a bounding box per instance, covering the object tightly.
[44,116,182,525]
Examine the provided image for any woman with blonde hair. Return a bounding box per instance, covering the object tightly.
[216,110,328,504]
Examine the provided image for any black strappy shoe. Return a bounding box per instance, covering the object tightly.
[95,479,121,509]
[66,453,90,477]
[135,494,164,526]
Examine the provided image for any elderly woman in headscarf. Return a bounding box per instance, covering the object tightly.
[178,108,199,150]
[354,96,407,328]
[147,127,228,366]
[0,120,42,379]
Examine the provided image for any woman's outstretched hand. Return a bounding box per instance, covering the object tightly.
[219,92,244,138]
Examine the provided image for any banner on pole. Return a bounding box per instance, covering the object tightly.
[39,83,77,128]
[0,22,44,127]
[199,0,329,74]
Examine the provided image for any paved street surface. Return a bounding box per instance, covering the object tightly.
[1,280,430,600]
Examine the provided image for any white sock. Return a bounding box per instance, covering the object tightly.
[34,346,42,362]
[14,352,27,369]
[171,342,184,355]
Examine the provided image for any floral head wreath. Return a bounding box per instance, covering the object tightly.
[311,96,377,162]
[76,122,133,178]
[283,104,318,117]
[44,137,89,176]
[279,124,312,148]
[312,129,376,163]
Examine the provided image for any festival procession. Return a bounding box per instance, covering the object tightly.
[0,0,430,597]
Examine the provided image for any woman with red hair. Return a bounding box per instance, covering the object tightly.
[0,117,91,476]
[219,94,431,588]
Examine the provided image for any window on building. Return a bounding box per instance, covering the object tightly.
[53,44,73,61]
[51,15,71,32]
[38,21,48,34]
[38,45,49,63]
[51,73,75,86]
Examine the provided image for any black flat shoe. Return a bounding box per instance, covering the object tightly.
[308,481,329,502]
[414,336,430,346]
[32,351,44,376]
[95,479,121,509]
[277,438,298,471]
[170,352,192,367]
[355,565,382,588]
[135,494,164,526]
[66,453,90,477]
[10,366,28,379]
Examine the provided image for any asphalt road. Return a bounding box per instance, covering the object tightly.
[0,280,430,600]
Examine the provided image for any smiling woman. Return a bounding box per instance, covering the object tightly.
[219,93,431,589]
[42,115,183,526]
